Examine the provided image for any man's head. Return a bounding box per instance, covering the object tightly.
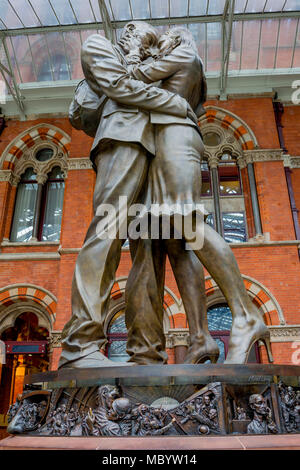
[119,21,158,59]
[158,27,197,56]
[249,394,268,416]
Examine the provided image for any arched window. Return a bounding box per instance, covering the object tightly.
[10,165,65,243]
[10,168,38,242]
[201,129,247,243]
[0,312,49,419]
[207,303,259,363]
[106,309,129,363]
[37,54,70,81]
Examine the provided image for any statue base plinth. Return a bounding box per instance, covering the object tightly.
[1,433,300,450]
[5,364,300,438]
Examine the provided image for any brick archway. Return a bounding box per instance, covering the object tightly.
[0,284,57,330]
[0,124,71,171]
[204,275,284,326]
[199,106,258,151]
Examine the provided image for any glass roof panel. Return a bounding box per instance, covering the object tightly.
[148,0,169,19]
[228,21,243,70]
[89,0,103,22]
[188,0,209,16]
[207,0,226,15]
[130,0,151,19]
[234,0,248,13]
[265,0,286,11]
[240,20,260,70]
[245,0,269,13]
[46,0,77,25]
[28,0,59,26]
[5,0,40,28]
[170,0,189,17]
[258,19,279,68]
[276,18,298,67]
[69,0,98,23]
[107,0,133,21]
[206,22,222,72]
[0,0,24,28]
[284,0,300,11]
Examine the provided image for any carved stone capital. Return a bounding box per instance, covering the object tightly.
[166,329,190,348]
[48,331,62,349]
[0,170,20,186]
[207,155,219,169]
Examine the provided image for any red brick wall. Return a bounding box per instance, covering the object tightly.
[282,105,300,156]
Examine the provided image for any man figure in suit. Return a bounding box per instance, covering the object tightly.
[58,22,197,369]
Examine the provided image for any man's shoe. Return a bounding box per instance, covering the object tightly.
[58,351,133,369]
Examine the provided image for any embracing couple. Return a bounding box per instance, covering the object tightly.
[58,21,272,369]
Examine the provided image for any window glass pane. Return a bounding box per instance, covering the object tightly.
[207,304,232,331]
[207,0,226,15]
[276,18,298,68]
[234,0,247,13]
[188,23,206,68]
[130,0,150,19]
[203,132,221,147]
[205,213,214,228]
[6,0,40,28]
[265,0,286,11]
[21,167,37,181]
[108,310,127,334]
[170,0,188,17]
[218,162,242,195]
[150,0,169,18]
[284,0,300,11]
[70,0,99,23]
[107,310,129,362]
[245,0,268,12]
[229,21,242,71]
[258,19,279,68]
[47,0,77,24]
[35,148,53,162]
[107,340,129,362]
[29,0,60,26]
[201,161,211,196]
[89,0,103,21]
[206,22,222,72]
[222,212,247,243]
[189,0,208,16]
[240,21,260,70]
[10,179,38,242]
[0,0,23,28]
[41,179,64,241]
[108,0,132,20]
[48,166,64,179]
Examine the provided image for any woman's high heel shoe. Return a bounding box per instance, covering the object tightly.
[224,324,273,364]
[184,337,220,365]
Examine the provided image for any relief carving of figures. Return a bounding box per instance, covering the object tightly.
[174,391,220,435]
[247,394,278,435]
[278,382,300,433]
[7,396,48,434]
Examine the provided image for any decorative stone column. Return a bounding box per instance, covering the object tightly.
[207,155,223,235]
[237,152,264,238]
[166,329,190,364]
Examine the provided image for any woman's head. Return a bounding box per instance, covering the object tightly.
[158,27,197,56]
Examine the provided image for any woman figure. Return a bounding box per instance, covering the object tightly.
[126,26,273,364]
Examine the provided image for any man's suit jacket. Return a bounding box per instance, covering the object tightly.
[81,34,190,158]
[130,44,207,125]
